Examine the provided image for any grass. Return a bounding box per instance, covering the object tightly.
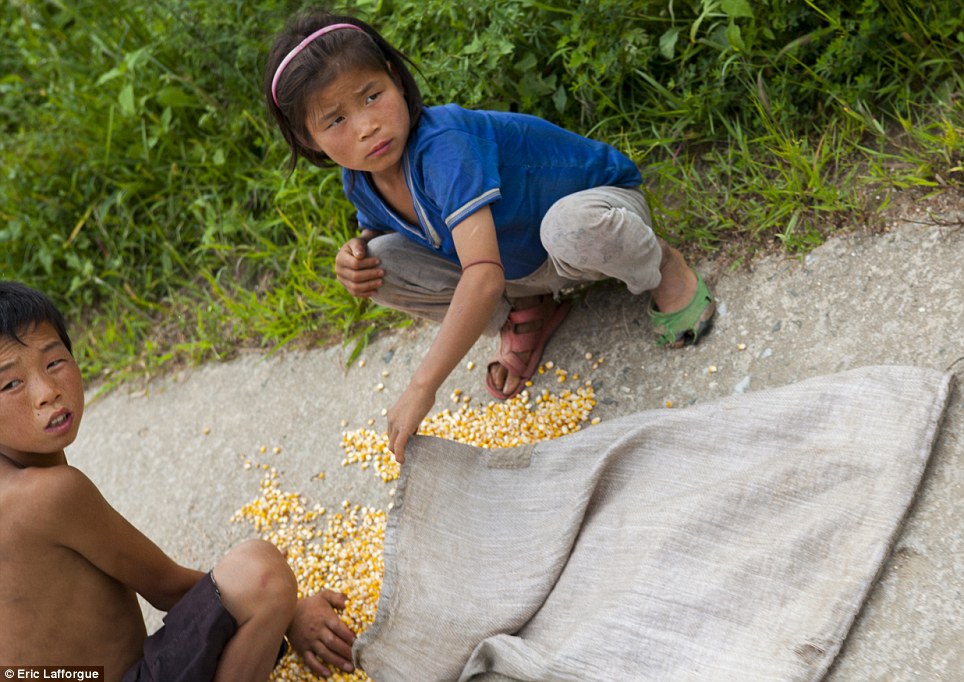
[2,0,962,389]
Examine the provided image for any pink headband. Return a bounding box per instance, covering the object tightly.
[271,23,366,107]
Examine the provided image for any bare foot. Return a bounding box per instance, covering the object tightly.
[650,239,697,313]
[487,364,523,398]
[487,296,542,397]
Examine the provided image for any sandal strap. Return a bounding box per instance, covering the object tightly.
[649,272,716,347]
[485,297,573,400]
[489,296,568,380]
[506,298,555,325]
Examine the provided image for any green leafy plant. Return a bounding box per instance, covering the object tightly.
[2,0,961,386]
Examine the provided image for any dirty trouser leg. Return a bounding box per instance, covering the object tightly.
[365,233,512,337]
[535,186,663,296]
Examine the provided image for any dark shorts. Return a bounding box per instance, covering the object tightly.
[122,572,238,682]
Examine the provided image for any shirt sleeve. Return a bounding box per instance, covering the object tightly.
[420,130,503,230]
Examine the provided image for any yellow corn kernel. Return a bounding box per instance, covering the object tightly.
[235,360,599,681]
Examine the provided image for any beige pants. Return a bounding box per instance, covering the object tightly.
[366,186,662,336]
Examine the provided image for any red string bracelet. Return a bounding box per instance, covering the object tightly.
[461,259,505,273]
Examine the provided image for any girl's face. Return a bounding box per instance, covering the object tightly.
[305,65,411,181]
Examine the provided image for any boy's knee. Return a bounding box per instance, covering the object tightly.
[214,539,297,623]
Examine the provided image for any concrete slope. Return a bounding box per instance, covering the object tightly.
[69,205,963,680]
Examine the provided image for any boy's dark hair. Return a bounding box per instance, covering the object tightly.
[264,8,423,172]
[0,281,73,355]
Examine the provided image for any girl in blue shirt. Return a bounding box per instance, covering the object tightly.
[265,9,715,463]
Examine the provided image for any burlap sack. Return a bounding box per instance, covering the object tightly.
[357,366,952,681]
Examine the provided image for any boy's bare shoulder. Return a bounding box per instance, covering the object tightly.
[0,464,102,537]
[2,462,95,499]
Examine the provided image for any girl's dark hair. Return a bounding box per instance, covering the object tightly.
[264,9,423,171]
[0,281,73,355]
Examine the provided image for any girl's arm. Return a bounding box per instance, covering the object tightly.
[387,206,504,461]
[33,465,203,611]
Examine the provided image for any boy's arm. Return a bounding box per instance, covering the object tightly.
[387,205,505,461]
[287,590,357,676]
[30,465,203,611]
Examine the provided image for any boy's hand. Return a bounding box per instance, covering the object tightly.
[335,237,383,298]
[288,590,357,677]
[387,383,435,463]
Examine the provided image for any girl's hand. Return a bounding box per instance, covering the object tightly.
[288,590,357,677]
[335,237,383,298]
[387,383,436,463]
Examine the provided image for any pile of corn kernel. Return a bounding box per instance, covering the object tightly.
[341,361,600,485]
[234,361,599,681]
[233,467,386,682]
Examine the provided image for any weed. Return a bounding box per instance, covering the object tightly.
[2,0,962,385]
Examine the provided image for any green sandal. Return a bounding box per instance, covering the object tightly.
[649,271,716,348]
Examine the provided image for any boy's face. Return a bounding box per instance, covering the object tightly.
[0,321,83,466]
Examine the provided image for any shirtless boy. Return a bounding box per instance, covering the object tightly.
[0,281,357,680]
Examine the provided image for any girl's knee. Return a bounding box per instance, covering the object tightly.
[542,189,655,264]
[364,232,409,262]
[214,539,297,623]
[541,192,589,234]
[542,198,622,264]
[542,188,652,245]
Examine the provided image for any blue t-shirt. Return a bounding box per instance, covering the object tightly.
[343,104,642,279]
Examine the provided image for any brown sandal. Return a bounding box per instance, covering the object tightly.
[485,296,572,400]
